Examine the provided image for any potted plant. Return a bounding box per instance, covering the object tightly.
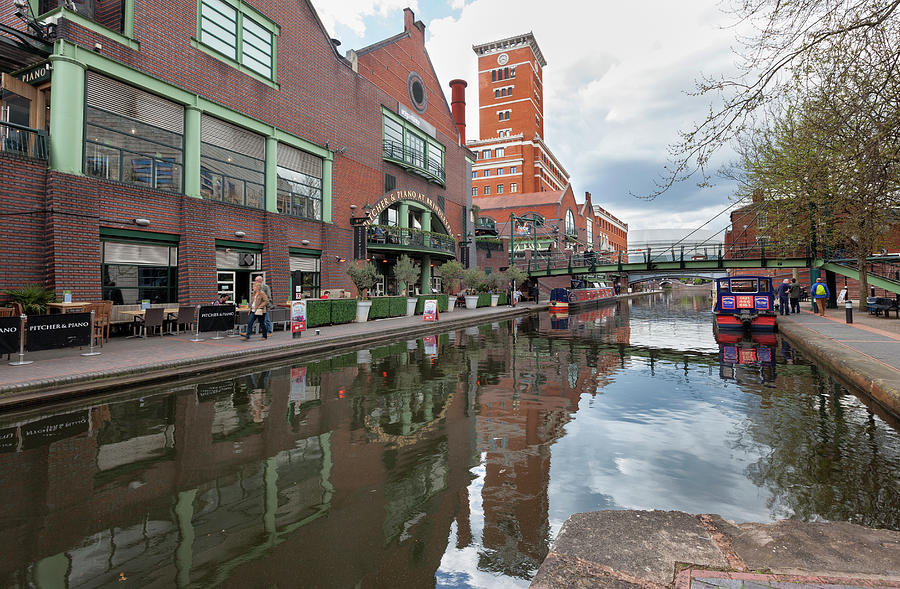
[2,284,56,315]
[506,265,527,305]
[392,255,421,316]
[346,260,382,322]
[462,268,485,310]
[485,272,504,306]
[439,260,464,313]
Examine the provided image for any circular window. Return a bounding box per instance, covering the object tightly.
[407,72,428,113]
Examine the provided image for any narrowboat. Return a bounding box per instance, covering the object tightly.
[549,279,616,313]
[713,275,776,331]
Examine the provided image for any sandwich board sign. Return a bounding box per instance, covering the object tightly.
[423,299,438,322]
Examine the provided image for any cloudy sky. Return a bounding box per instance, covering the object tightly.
[309,0,746,232]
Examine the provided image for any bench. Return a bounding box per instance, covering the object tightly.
[866,297,900,318]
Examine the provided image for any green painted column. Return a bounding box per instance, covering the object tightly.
[398,202,409,228]
[174,489,197,588]
[33,553,68,589]
[265,137,278,213]
[322,158,333,223]
[421,210,432,233]
[48,56,86,175]
[184,107,201,198]
[421,254,432,294]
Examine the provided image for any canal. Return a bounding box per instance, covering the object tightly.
[1,293,898,588]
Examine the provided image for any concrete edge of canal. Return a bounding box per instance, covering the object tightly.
[530,510,900,588]
[775,317,900,419]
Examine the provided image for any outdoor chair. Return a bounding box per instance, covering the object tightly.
[95,300,113,342]
[174,305,197,334]
[135,307,165,337]
[236,309,250,335]
[0,307,16,317]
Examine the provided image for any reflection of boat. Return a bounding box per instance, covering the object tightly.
[716,330,777,383]
[712,275,776,331]
[549,279,615,313]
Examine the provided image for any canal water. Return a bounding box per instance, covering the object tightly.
[1,293,898,588]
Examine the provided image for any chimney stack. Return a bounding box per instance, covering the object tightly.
[449,79,467,144]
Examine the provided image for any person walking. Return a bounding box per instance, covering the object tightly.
[777,279,791,315]
[812,276,830,317]
[255,275,274,334]
[789,278,801,314]
[244,281,269,340]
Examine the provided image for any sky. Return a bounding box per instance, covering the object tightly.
[309,0,746,233]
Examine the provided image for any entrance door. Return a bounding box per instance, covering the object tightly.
[250,271,266,302]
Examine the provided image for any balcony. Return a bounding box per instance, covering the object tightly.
[367,225,456,257]
[1,121,48,161]
[382,140,445,185]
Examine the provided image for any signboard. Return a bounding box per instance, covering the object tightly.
[0,317,20,355]
[197,379,235,402]
[26,312,91,352]
[736,295,754,309]
[837,288,847,304]
[17,62,52,85]
[21,411,89,450]
[197,304,235,332]
[291,300,307,337]
[754,296,770,310]
[398,104,437,138]
[0,426,17,453]
[353,225,367,260]
[721,296,736,310]
[423,299,438,322]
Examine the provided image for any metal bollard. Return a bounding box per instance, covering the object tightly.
[9,314,32,366]
[845,299,853,324]
[81,309,102,356]
[190,305,204,342]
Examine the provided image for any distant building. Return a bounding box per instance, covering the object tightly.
[628,228,724,263]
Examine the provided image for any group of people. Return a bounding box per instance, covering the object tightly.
[212,276,274,340]
[777,276,831,317]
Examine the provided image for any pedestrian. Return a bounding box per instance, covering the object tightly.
[255,275,274,334]
[789,278,801,314]
[777,279,791,315]
[244,281,269,340]
[812,276,830,317]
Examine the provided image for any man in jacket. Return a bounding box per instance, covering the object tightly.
[812,277,830,316]
[789,278,802,314]
[777,279,791,315]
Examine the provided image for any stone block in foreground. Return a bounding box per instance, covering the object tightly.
[531,510,900,588]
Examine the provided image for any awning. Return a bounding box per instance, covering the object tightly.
[0,23,52,74]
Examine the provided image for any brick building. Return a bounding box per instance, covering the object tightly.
[0,3,473,305]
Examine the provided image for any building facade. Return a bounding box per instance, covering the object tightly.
[0,3,472,305]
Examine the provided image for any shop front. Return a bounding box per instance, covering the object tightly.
[215,240,263,305]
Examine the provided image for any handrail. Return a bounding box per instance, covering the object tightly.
[0,121,48,161]
[382,139,445,183]
[367,225,456,254]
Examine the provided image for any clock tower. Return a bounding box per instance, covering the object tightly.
[473,33,547,140]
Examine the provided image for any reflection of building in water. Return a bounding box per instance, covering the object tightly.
[0,338,476,588]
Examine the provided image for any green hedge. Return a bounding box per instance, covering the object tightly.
[389,296,408,317]
[498,292,508,305]
[307,300,331,327]
[415,294,449,313]
[369,297,391,320]
[477,293,491,307]
[332,299,357,324]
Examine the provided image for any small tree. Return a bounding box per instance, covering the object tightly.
[483,271,505,293]
[346,261,381,300]
[3,285,56,315]
[462,268,486,294]
[506,265,527,290]
[439,260,464,294]
[392,255,421,296]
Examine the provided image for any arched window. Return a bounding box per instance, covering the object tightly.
[565,210,576,236]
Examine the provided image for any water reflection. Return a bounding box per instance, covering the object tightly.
[715,331,778,385]
[0,295,898,588]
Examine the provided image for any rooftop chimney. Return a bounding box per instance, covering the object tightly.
[449,79,467,144]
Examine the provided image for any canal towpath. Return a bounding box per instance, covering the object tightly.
[776,307,900,419]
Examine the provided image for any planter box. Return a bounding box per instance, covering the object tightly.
[490,294,500,307]
[465,295,479,310]
[355,300,372,322]
[406,298,417,316]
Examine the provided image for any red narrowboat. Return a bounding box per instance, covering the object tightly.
[713,275,776,331]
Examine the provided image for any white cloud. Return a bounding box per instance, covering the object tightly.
[312,0,417,37]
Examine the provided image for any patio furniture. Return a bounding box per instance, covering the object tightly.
[134,307,165,337]
[174,305,197,333]
[0,307,16,317]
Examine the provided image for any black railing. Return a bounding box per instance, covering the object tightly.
[368,225,456,254]
[1,121,48,161]
[382,139,445,183]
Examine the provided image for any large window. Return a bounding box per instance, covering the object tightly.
[381,110,445,185]
[565,209,576,236]
[84,74,184,192]
[39,0,125,33]
[102,240,179,304]
[277,144,323,220]
[201,115,265,209]
[586,219,593,247]
[199,0,276,80]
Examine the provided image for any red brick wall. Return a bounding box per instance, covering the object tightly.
[0,154,48,300]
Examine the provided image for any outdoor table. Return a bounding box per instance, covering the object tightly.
[46,302,89,314]
[121,308,180,336]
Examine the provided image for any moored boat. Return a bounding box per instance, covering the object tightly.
[549,279,615,313]
[713,275,776,331]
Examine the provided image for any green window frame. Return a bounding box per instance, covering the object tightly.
[196,0,278,82]
[381,109,445,185]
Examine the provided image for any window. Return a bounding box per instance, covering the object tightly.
[498,129,511,138]
[199,0,277,80]
[498,111,503,122]
[496,148,505,157]
[472,187,477,196]
[290,255,321,299]
[565,210,576,236]
[84,73,184,192]
[491,70,496,82]
[472,171,477,178]
[497,184,503,194]
[510,166,517,173]
[381,110,445,184]
[510,67,516,78]
[39,0,127,34]
[277,143,323,220]
[484,186,490,195]
[201,115,265,209]
[586,219,593,246]
[494,89,500,98]
[484,169,490,177]
[510,183,517,193]
[102,239,179,304]
[497,168,503,175]
[482,149,491,159]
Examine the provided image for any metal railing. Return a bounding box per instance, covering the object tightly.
[368,225,456,254]
[382,139,445,183]
[0,121,48,161]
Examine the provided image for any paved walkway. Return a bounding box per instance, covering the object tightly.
[0,303,543,407]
